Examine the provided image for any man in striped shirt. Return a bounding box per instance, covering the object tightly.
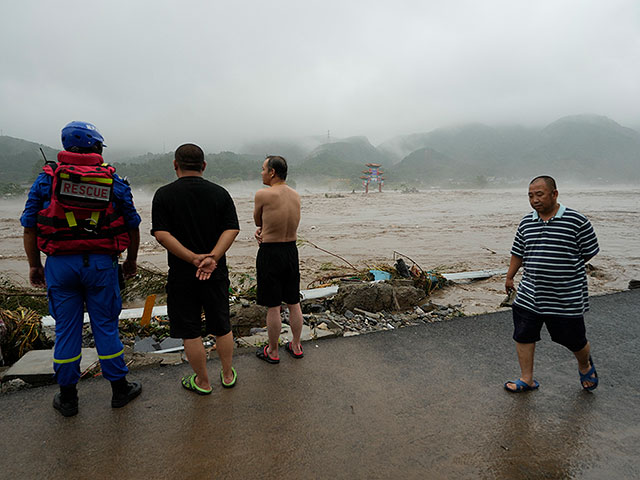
[504,176,600,393]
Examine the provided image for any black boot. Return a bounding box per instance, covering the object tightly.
[110,377,142,408]
[53,384,79,417]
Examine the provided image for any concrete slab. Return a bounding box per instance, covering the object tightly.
[2,348,98,385]
[133,337,160,353]
[158,337,182,350]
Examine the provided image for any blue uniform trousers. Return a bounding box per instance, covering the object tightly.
[45,254,128,386]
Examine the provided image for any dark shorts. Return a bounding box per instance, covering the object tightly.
[166,278,231,339]
[512,305,588,352]
[256,241,301,307]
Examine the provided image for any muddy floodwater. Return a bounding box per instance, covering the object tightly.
[2,185,638,315]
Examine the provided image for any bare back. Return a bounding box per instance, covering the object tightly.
[254,184,301,243]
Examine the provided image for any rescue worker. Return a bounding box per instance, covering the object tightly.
[21,121,142,417]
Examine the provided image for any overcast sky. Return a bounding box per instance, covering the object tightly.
[1,0,638,155]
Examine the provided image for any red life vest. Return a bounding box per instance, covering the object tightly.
[36,151,130,255]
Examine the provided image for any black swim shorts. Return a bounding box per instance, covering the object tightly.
[166,277,231,339]
[512,304,588,352]
[256,241,301,307]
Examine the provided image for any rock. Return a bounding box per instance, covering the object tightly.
[250,327,267,335]
[319,318,343,330]
[230,303,268,337]
[1,378,29,394]
[394,285,427,310]
[344,310,355,320]
[420,302,436,312]
[353,307,381,319]
[307,303,325,314]
[332,282,426,314]
[240,299,250,307]
[629,280,640,290]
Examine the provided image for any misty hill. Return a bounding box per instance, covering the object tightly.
[385,148,463,184]
[518,115,640,181]
[113,151,263,185]
[3,114,639,189]
[382,115,640,184]
[0,136,58,184]
[292,136,391,179]
[238,136,328,165]
[379,124,538,168]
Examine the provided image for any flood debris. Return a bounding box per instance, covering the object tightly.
[120,264,168,305]
[0,275,49,316]
[1,378,29,394]
[0,307,52,366]
[230,303,268,337]
[0,247,465,380]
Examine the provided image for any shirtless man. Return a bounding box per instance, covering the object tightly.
[253,155,304,363]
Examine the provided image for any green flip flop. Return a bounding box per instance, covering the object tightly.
[220,367,237,389]
[181,373,212,395]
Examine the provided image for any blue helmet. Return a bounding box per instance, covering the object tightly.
[61,121,106,150]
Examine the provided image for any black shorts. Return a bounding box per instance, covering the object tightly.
[166,278,231,339]
[256,241,301,307]
[512,304,588,352]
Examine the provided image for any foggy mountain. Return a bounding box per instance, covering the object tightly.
[381,115,640,184]
[0,136,58,184]
[384,148,461,184]
[518,115,640,180]
[288,136,391,181]
[237,136,327,165]
[379,124,538,168]
[2,114,639,189]
[304,136,391,166]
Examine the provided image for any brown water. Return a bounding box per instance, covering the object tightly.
[2,186,638,314]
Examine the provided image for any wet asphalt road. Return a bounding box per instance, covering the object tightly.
[1,289,639,479]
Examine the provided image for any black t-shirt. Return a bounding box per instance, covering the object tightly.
[151,176,239,281]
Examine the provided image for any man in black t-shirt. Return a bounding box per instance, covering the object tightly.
[151,144,240,394]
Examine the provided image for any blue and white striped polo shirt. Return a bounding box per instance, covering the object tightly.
[511,204,599,317]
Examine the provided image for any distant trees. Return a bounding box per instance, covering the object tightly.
[112,151,263,185]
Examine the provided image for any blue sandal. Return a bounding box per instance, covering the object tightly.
[504,378,540,393]
[580,355,599,391]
